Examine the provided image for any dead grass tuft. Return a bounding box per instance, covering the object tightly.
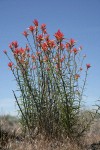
[0,114,100,150]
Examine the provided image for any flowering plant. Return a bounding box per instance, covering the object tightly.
[4,19,92,139]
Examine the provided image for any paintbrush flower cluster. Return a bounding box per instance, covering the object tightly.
[4,19,91,138]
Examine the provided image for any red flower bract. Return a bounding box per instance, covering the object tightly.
[19,48,25,54]
[14,47,25,55]
[36,34,43,42]
[41,24,46,31]
[8,62,13,68]
[12,41,18,48]
[41,42,48,52]
[73,48,78,55]
[69,38,75,46]
[54,29,64,41]
[22,31,29,37]
[9,43,13,49]
[33,19,38,26]
[13,48,20,55]
[86,64,91,69]
[47,40,55,49]
[29,26,35,32]
[66,43,70,49]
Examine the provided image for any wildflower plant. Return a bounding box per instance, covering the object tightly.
[4,19,92,139]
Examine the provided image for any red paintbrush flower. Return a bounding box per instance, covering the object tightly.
[33,19,38,26]
[12,41,18,48]
[86,64,91,69]
[73,48,78,55]
[69,38,76,46]
[47,40,55,48]
[8,62,13,68]
[29,26,35,32]
[13,48,20,55]
[41,24,46,31]
[36,34,43,42]
[9,43,13,49]
[41,42,48,52]
[66,43,70,49]
[19,47,25,54]
[54,29,64,41]
[22,31,29,37]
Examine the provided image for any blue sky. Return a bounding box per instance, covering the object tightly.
[0,0,100,115]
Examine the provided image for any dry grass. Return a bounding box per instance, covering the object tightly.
[1,135,81,150]
[0,114,100,150]
[84,118,100,145]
